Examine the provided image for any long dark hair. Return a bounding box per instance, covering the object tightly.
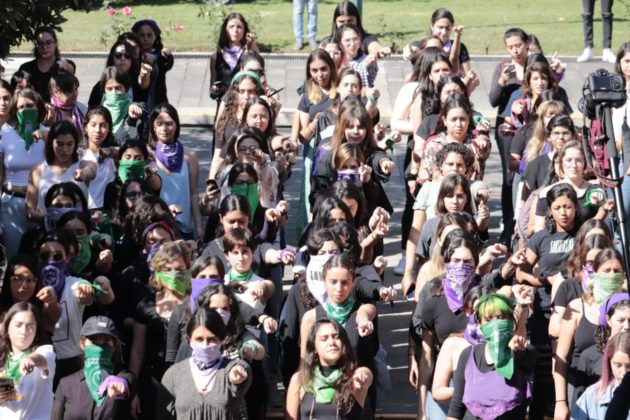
[84,106,115,147]
[241,97,276,141]
[0,302,42,368]
[595,299,630,352]
[313,198,355,231]
[300,318,357,414]
[435,93,474,134]
[149,103,181,146]
[45,120,80,165]
[106,40,140,80]
[194,283,243,352]
[328,180,368,226]
[224,127,269,165]
[544,183,579,233]
[436,173,474,216]
[329,1,366,39]
[44,182,88,213]
[32,27,60,60]
[186,307,227,343]
[419,50,453,117]
[218,13,250,50]
[0,255,41,313]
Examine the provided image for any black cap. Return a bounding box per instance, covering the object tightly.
[80,316,119,340]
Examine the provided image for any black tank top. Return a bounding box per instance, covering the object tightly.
[300,390,363,420]
[570,300,597,370]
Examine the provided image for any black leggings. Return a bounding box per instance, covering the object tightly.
[582,0,614,48]
[494,122,515,244]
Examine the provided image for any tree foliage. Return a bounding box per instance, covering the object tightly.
[0,0,103,59]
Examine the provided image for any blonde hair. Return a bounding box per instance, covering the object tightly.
[332,142,365,170]
[525,100,566,164]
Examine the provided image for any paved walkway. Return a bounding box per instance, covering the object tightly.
[3,52,613,126]
[2,52,613,416]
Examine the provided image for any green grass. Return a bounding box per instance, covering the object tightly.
[16,0,630,54]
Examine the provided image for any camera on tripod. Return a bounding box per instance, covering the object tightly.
[579,69,627,118]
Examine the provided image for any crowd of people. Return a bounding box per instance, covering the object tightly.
[0,1,629,419]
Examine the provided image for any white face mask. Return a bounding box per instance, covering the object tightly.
[306,254,334,305]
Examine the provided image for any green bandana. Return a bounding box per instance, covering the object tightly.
[592,272,625,304]
[226,269,253,283]
[102,92,131,134]
[325,296,355,327]
[118,160,146,184]
[305,366,343,404]
[4,349,32,385]
[17,109,39,150]
[71,234,92,274]
[581,188,606,208]
[83,344,114,406]
[480,319,515,379]
[230,183,259,221]
[155,270,191,295]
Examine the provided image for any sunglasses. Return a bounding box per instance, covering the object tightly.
[40,251,65,262]
[114,52,131,60]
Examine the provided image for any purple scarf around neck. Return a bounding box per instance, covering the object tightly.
[223,45,243,71]
[155,140,184,173]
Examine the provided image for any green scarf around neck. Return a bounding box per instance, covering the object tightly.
[305,366,343,404]
[83,344,114,406]
[5,349,32,384]
[102,92,131,134]
[325,296,355,326]
[226,269,254,283]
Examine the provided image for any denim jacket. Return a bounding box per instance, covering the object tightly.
[572,382,630,420]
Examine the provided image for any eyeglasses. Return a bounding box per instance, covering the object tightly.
[126,191,142,199]
[39,251,65,262]
[10,276,38,286]
[114,52,131,60]
[37,40,55,48]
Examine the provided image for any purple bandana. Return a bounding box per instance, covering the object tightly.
[464,314,485,345]
[155,140,184,173]
[190,277,224,312]
[40,260,69,300]
[581,264,595,293]
[443,262,477,312]
[223,45,243,71]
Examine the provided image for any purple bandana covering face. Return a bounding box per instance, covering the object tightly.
[464,314,485,345]
[190,277,224,312]
[45,206,83,231]
[337,169,361,186]
[443,262,477,312]
[40,260,69,300]
[581,264,595,293]
[155,140,184,173]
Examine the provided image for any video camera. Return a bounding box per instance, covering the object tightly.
[579,68,627,118]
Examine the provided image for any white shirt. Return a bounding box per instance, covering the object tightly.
[82,148,116,209]
[52,276,86,359]
[0,345,56,420]
[0,126,46,187]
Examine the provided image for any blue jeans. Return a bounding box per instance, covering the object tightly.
[293,0,318,42]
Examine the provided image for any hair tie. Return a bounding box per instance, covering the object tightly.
[231,70,262,88]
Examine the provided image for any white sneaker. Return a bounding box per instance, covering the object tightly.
[602,48,617,64]
[577,47,594,62]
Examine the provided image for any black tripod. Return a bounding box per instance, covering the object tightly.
[595,102,630,291]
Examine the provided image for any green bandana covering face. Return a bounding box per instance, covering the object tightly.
[83,344,114,406]
[118,160,146,184]
[155,270,191,295]
[304,366,343,404]
[226,269,253,283]
[592,272,625,304]
[17,108,39,150]
[230,183,259,221]
[102,92,131,134]
[479,319,515,379]
[5,349,32,384]
[72,234,92,274]
[325,296,355,327]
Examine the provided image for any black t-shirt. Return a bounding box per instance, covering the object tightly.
[134,293,171,380]
[523,153,553,191]
[415,114,440,140]
[298,93,332,120]
[420,287,468,345]
[553,278,583,308]
[18,58,76,103]
[509,122,536,157]
[528,229,574,279]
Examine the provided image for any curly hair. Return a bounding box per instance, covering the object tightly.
[594,300,630,352]
[150,239,195,292]
[544,183,579,233]
[215,74,264,145]
[435,142,475,175]
[299,319,357,415]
